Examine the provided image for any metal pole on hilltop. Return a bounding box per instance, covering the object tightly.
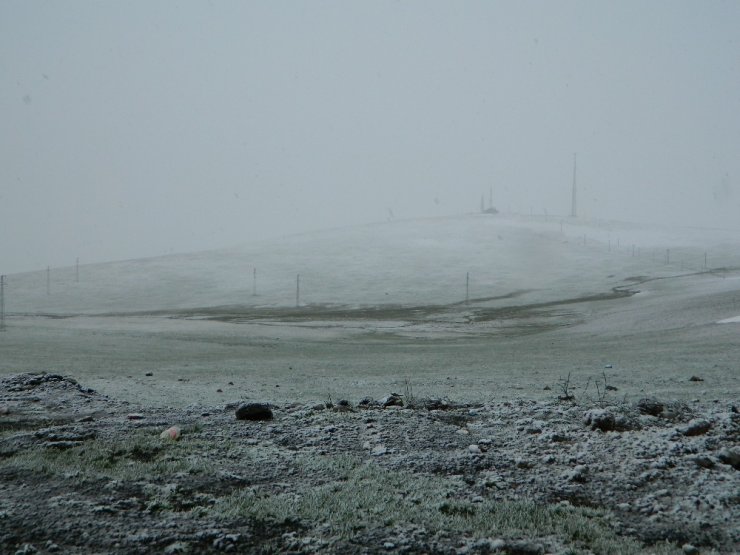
[570,153,577,218]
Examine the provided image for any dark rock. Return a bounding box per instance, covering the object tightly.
[358,397,375,407]
[637,397,664,416]
[689,376,704,382]
[679,419,711,437]
[334,399,353,412]
[235,403,273,421]
[381,393,404,408]
[584,409,616,431]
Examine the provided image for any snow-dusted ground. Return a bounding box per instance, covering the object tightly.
[1,214,739,407]
[5,213,739,314]
[718,315,740,324]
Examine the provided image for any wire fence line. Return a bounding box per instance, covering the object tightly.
[1,240,739,320]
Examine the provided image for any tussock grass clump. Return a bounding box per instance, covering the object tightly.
[215,455,682,554]
[5,430,210,480]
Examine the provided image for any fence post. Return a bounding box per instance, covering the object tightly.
[253,267,257,296]
[0,275,5,331]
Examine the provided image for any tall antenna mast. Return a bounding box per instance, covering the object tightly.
[570,153,577,218]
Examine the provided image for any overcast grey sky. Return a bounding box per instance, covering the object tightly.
[2,0,739,274]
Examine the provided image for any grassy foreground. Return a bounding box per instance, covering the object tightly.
[4,429,684,554]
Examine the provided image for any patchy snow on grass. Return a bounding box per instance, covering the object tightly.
[717,315,740,324]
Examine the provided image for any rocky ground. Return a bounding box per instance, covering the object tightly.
[0,372,738,554]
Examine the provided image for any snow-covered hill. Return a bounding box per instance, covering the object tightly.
[5,213,739,315]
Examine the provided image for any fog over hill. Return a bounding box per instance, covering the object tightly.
[5,213,739,316]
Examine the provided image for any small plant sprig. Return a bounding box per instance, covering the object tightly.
[403,378,417,408]
[557,372,575,402]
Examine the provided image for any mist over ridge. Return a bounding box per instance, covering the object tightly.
[2,1,739,274]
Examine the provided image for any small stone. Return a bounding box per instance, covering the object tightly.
[543,385,552,391]
[127,413,145,420]
[160,426,181,440]
[371,445,388,456]
[235,403,273,421]
[468,444,482,454]
[717,447,740,469]
[0,405,9,415]
[383,542,395,550]
[692,455,715,469]
[689,375,704,382]
[679,419,711,436]
[145,372,153,376]
[682,544,699,555]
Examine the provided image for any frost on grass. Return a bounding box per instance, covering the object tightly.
[215,455,679,555]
